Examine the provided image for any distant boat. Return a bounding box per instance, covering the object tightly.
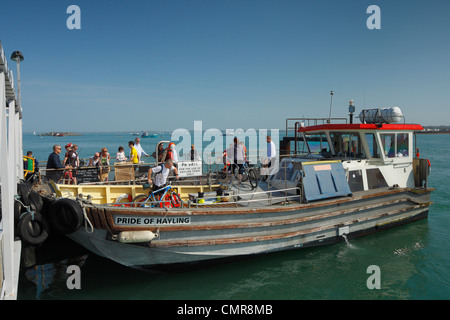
[142,132,157,138]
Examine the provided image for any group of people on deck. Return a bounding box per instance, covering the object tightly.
[44,137,180,184]
[44,135,277,186]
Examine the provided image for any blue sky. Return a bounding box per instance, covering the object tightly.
[1,0,449,132]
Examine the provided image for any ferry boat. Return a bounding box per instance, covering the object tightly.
[36,106,433,270]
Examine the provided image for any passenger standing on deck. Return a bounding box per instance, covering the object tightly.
[134,137,149,161]
[116,146,127,162]
[46,145,67,181]
[190,144,200,161]
[262,135,277,181]
[170,143,178,166]
[227,137,245,182]
[129,141,140,164]
[24,151,39,182]
[147,159,179,193]
[64,144,79,168]
[62,143,73,165]
[99,147,111,181]
[64,144,80,184]
[47,145,66,170]
[88,153,100,166]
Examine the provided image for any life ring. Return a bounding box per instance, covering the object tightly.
[17,212,50,246]
[48,198,84,234]
[114,194,133,207]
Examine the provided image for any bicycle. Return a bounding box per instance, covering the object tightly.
[232,162,258,189]
[131,184,183,208]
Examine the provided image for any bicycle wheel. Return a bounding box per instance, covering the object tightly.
[220,169,227,179]
[234,165,248,182]
[132,194,149,207]
[171,193,183,208]
[248,169,258,189]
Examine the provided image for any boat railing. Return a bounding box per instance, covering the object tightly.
[285,117,347,136]
[105,186,301,209]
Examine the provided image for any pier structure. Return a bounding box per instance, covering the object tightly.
[0,40,23,300]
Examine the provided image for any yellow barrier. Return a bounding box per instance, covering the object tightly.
[23,155,35,178]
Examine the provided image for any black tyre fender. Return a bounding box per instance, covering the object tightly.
[48,198,84,234]
[17,212,50,246]
[14,200,23,226]
[28,190,44,213]
[18,183,32,206]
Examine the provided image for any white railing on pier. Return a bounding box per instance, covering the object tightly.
[0,41,22,300]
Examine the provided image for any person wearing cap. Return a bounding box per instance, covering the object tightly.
[62,143,73,166]
[64,144,79,167]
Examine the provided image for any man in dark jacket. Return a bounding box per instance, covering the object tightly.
[46,145,66,181]
[47,145,64,169]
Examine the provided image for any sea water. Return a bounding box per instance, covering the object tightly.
[17,133,450,300]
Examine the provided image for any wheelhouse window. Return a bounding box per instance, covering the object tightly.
[396,133,409,157]
[365,133,380,158]
[330,132,366,158]
[302,132,331,156]
[380,133,409,158]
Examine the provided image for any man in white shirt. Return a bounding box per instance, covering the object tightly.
[262,135,277,181]
[134,137,149,160]
[147,159,179,192]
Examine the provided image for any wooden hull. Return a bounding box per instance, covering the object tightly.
[66,187,433,269]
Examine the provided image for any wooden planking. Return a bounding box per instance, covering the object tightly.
[105,198,411,232]
[150,203,428,247]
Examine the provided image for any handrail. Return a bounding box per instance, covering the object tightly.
[104,187,302,209]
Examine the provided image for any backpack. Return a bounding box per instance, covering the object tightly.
[153,163,165,181]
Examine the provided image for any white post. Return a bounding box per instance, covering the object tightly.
[1,72,16,299]
[8,100,17,181]
[16,111,23,176]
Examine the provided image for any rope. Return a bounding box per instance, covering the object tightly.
[76,198,94,234]
[15,197,35,221]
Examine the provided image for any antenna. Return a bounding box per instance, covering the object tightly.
[328,90,334,123]
[363,86,366,108]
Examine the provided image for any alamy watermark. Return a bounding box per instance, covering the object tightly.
[66,265,81,290]
[170,121,280,174]
[66,4,381,31]
[66,5,81,30]
[367,5,381,30]
[366,265,381,290]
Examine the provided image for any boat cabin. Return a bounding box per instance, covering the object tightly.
[273,111,426,201]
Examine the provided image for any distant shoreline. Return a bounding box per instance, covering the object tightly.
[417,132,450,134]
[37,132,82,137]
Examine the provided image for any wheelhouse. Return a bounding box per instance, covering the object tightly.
[275,118,426,199]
